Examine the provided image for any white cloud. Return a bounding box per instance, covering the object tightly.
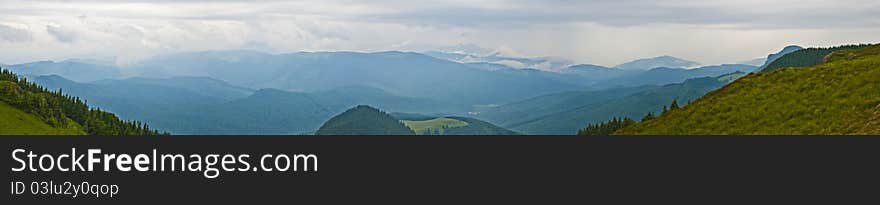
[46,24,79,43]
[0,24,32,42]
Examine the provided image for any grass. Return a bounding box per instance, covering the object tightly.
[0,101,84,135]
[617,46,880,135]
[403,117,469,135]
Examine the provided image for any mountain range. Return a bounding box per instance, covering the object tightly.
[3,44,812,135]
[9,49,756,106]
[33,75,470,134]
[614,55,701,70]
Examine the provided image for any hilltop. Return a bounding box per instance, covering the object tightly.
[315,105,415,135]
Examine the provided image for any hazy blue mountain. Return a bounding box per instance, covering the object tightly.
[473,85,656,128]
[593,64,756,88]
[130,50,281,84]
[129,50,580,105]
[560,64,639,82]
[491,68,591,87]
[13,49,743,106]
[10,60,123,82]
[759,45,803,68]
[615,55,701,70]
[477,72,747,134]
[92,76,255,101]
[32,75,225,131]
[462,62,596,87]
[422,51,573,71]
[184,86,469,134]
[188,89,335,135]
[31,75,468,134]
[310,85,470,115]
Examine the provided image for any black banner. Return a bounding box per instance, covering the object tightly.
[3,136,880,203]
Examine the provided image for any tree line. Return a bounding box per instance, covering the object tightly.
[578,99,681,136]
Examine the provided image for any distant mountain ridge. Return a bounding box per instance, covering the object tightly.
[593,64,756,88]
[32,75,468,134]
[9,60,123,82]
[0,68,160,135]
[615,55,701,71]
[476,72,746,134]
[127,50,582,105]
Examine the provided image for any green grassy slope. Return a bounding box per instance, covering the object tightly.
[442,117,519,135]
[618,45,880,135]
[0,101,84,135]
[401,116,518,135]
[315,105,415,135]
[403,117,469,134]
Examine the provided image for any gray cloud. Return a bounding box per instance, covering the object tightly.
[358,0,880,29]
[6,0,879,29]
[0,25,33,42]
[0,0,878,66]
[46,25,79,43]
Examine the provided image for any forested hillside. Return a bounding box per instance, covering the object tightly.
[315,105,415,135]
[618,44,880,134]
[0,101,83,135]
[0,68,162,135]
[760,44,871,72]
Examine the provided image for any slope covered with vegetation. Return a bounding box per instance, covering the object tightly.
[315,105,415,135]
[618,44,880,135]
[0,101,83,135]
[403,117,469,134]
[760,44,871,72]
[0,68,162,135]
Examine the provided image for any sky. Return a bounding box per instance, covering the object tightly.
[0,0,879,67]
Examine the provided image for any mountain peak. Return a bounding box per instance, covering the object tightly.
[759,45,804,68]
[315,105,415,135]
[782,45,804,50]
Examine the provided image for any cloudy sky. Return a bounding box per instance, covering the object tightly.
[0,0,878,66]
